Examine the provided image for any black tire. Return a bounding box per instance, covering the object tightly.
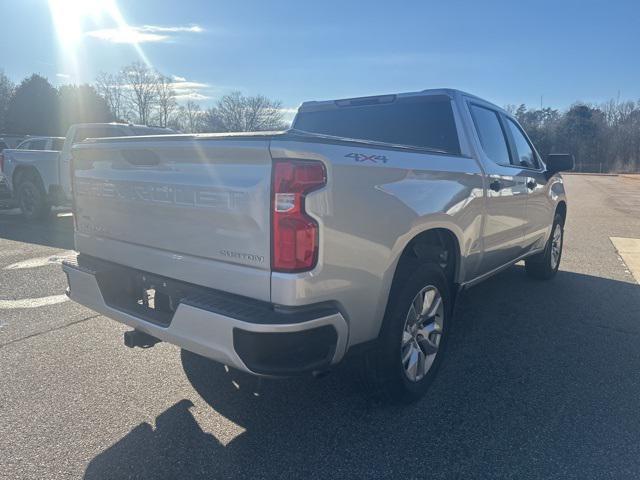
[363,263,452,403]
[17,177,50,221]
[525,213,564,280]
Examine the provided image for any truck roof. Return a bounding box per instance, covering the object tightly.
[71,122,142,128]
[21,136,65,141]
[298,88,504,114]
[77,130,289,146]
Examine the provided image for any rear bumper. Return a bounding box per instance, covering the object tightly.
[62,255,348,376]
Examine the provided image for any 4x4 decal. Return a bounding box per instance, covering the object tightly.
[345,152,389,164]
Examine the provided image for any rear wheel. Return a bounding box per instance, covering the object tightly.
[363,263,451,403]
[525,214,564,280]
[17,177,50,221]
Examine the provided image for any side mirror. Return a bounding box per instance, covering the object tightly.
[545,153,574,177]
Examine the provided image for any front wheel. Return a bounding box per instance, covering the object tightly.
[363,263,452,403]
[525,214,564,280]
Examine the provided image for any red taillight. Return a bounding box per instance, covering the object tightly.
[272,160,326,272]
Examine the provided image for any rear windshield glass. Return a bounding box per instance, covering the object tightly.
[74,128,126,144]
[130,126,174,135]
[52,138,64,151]
[293,95,460,154]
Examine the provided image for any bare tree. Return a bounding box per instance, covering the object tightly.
[203,91,286,132]
[167,105,187,132]
[155,75,178,128]
[95,71,127,121]
[184,100,205,133]
[203,107,225,132]
[121,62,160,125]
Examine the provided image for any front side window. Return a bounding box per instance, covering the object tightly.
[469,104,511,166]
[505,118,538,169]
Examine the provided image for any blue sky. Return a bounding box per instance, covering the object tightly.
[2,0,639,119]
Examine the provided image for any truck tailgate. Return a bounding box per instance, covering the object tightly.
[71,137,272,300]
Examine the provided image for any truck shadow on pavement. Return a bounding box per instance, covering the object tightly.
[0,210,74,250]
[85,266,640,479]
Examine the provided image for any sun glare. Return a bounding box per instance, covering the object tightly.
[48,0,112,46]
[48,0,152,79]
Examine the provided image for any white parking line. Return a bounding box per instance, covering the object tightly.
[610,237,640,284]
[0,208,22,216]
[4,251,75,270]
[0,249,25,258]
[0,294,69,309]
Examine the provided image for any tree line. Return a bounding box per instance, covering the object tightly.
[0,62,287,137]
[507,101,640,172]
[1,64,639,172]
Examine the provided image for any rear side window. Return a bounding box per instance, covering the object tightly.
[469,104,511,166]
[293,96,460,154]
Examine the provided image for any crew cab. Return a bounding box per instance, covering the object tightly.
[63,89,574,402]
[2,123,172,219]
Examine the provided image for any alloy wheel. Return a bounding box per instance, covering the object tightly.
[20,183,38,217]
[401,285,444,382]
[550,224,562,269]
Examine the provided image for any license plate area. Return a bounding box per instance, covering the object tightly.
[96,267,183,327]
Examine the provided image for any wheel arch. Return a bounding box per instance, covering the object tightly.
[380,225,463,327]
[555,200,567,225]
[13,165,45,191]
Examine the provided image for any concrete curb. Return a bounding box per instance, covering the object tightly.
[620,174,640,181]
[610,237,640,285]
[563,173,640,178]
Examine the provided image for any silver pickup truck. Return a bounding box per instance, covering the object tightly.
[1,123,172,220]
[63,89,573,402]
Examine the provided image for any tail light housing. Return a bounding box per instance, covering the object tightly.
[272,160,326,272]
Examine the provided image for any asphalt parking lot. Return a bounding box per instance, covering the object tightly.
[1,174,640,479]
